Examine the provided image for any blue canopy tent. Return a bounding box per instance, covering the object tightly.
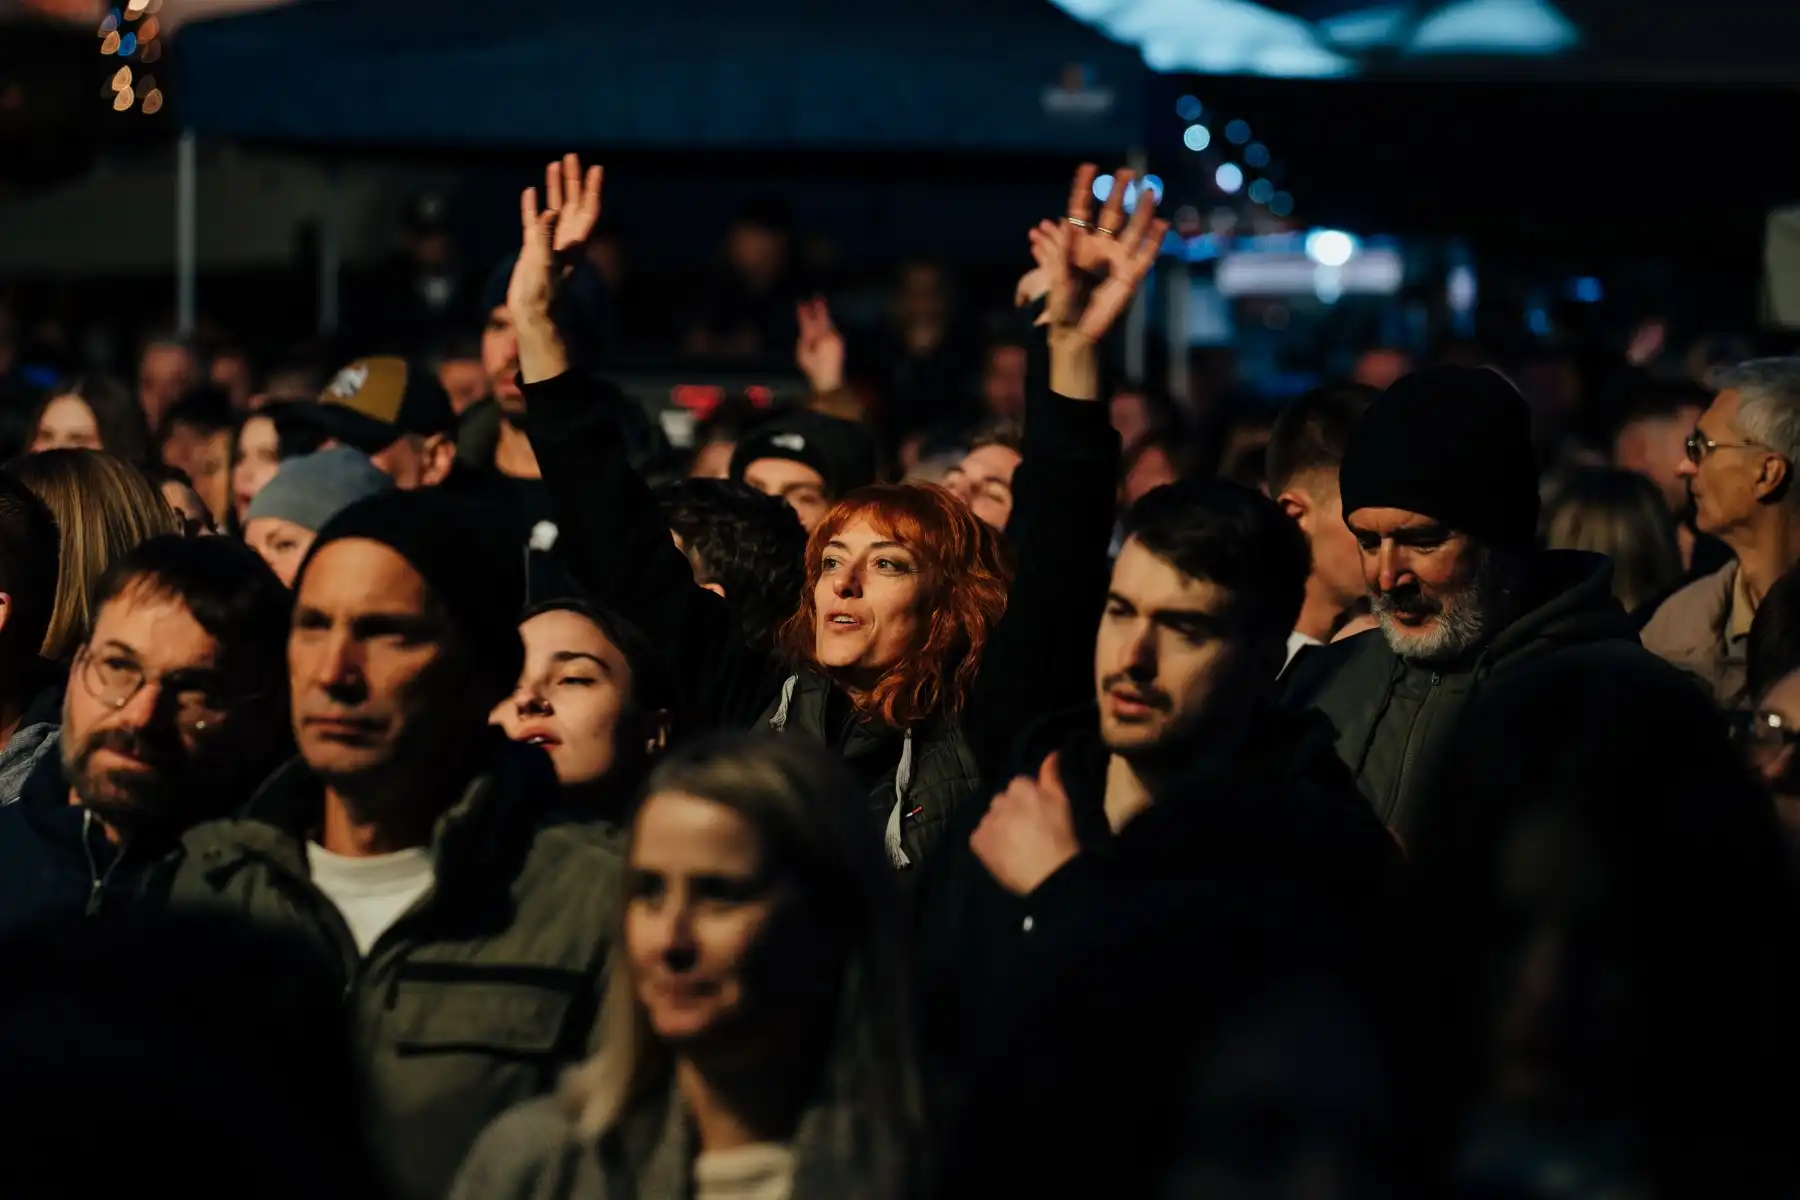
[170,0,1147,337]
[175,0,1145,152]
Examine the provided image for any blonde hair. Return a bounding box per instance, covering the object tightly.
[1542,467,1680,614]
[562,732,924,1195]
[5,450,178,658]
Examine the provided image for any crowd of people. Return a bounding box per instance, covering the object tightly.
[0,151,1798,1199]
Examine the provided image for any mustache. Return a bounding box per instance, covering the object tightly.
[1371,585,1441,618]
[73,726,174,770]
[1100,673,1171,710]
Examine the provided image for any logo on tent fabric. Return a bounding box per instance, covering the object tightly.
[326,363,370,399]
[772,433,806,452]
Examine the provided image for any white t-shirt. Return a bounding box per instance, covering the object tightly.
[693,1144,797,1200]
[1284,630,1323,671]
[306,842,435,956]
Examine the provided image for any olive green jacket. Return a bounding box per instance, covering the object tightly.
[169,737,621,1200]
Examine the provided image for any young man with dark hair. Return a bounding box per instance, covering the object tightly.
[1267,383,1378,660]
[1612,375,1728,575]
[943,419,1024,531]
[653,477,806,654]
[0,535,292,937]
[0,474,60,760]
[920,478,1400,1196]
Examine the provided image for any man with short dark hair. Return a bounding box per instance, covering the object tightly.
[1266,383,1377,662]
[943,420,1023,531]
[1612,376,1726,575]
[0,474,60,763]
[0,536,291,937]
[170,490,620,1200]
[653,477,806,654]
[1282,366,1665,838]
[728,406,879,532]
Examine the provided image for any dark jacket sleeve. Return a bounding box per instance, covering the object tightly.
[962,341,1120,785]
[522,371,774,729]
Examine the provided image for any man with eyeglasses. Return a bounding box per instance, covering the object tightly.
[1640,359,1800,707]
[0,536,291,939]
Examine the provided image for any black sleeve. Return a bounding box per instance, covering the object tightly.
[963,340,1120,783]
[522,371,773,729]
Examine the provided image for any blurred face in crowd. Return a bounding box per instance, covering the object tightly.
[726,220,789,289]
[495,608,657,789]
[689,440,735,481]
[162,423,230,525]
[744,458,830,532]
[1096,538,1261,762]
[1110,391,1154,450]
[982,344,1027,420]
[289,540,470,799]
[1349,507,1504,665]
[894,262,948,332]
[1123,445,1180,509]
[1677,388,1787,538]
[1614,406,1703,516]
[232,413,281,522]
[244,518,314,589]
[813,517,922,683]
[942,443,1020,531]
[161,479,216,537]
[32,394,102,453]
[481,306,524,415]
[1352,348,1413,392]
[367,433,453,491]
[437,356,488,417]
[62,582,236,840]
[627,789,822,1051]
[1277,469,1364,617]
[138,342,198,430]
[210,352,254,413]
[1483,803,1637,1117]
[1742,668,1800,865]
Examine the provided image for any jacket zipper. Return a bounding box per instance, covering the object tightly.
[80,809,127,917]
[1393,671,1442,819]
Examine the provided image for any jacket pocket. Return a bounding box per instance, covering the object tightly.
[387,962,588,1059]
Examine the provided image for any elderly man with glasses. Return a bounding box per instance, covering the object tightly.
[0,536,292,938]
[1641,358,1800,707]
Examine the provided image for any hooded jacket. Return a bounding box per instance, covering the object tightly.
[1280,549,1653,839]
[168,735,621,1200]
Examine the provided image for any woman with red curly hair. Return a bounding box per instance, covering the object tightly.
[505,154,1160,870]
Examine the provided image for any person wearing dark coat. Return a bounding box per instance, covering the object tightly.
[0,536,291,940]
[505,155,1157,875]
[1281,365,1670,841]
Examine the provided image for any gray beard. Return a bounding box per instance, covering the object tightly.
[1371,549,1518,666]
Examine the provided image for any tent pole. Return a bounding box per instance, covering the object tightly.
[318,161,341,336]
[1124,146,1148,385]
[176,128,197,336]
[1165,254,1189,405]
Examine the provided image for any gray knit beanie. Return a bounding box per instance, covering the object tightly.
[244,446,393,533]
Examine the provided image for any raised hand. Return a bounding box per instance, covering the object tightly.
[543,153,605,255]
[1030,162,1169,342]
[506,182,560,323]
[795,297,846,393]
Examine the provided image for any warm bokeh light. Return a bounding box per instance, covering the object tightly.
[112,85,135,112]
[100,29,121,54]
[111,66,133,92]
[142,87,164,114]
[141,40,163,63]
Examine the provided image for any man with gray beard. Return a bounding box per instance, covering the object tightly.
[1282,366,1666,840]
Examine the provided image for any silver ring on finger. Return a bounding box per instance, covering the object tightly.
[1064,217,1096,230]
[1096,225,1119,237]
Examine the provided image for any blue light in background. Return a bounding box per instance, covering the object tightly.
[1269,191,1294,217]
[1528,307,1552,336]
[1244,142,1271,168]
[1572,276,1603,303]
[1093,174,1115,203]
[1248,178,1274,204]
[1141,174,1164,202]
[118,31,137,55]
[1175,94,1203,121]
[1215,163,1245,193]
[1225,119,1252,145]
[1183,123,1211,152]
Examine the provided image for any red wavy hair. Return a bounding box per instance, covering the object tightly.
[778,483,1014,729]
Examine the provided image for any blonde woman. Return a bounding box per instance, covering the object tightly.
[1541,467,1681,615]
[452,732,927,1200]
[4,450,177,660]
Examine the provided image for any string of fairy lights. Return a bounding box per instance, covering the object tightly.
[97,0,165,115]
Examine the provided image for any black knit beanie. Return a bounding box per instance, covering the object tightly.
[730,408,879,501]
[297,490,525,705]
[1338,365,1541,547]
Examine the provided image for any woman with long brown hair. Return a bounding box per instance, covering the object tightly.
[4,449,178,661]
[26,376,155,464]
[453,732,925,1199]
[508,154,1162,869]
